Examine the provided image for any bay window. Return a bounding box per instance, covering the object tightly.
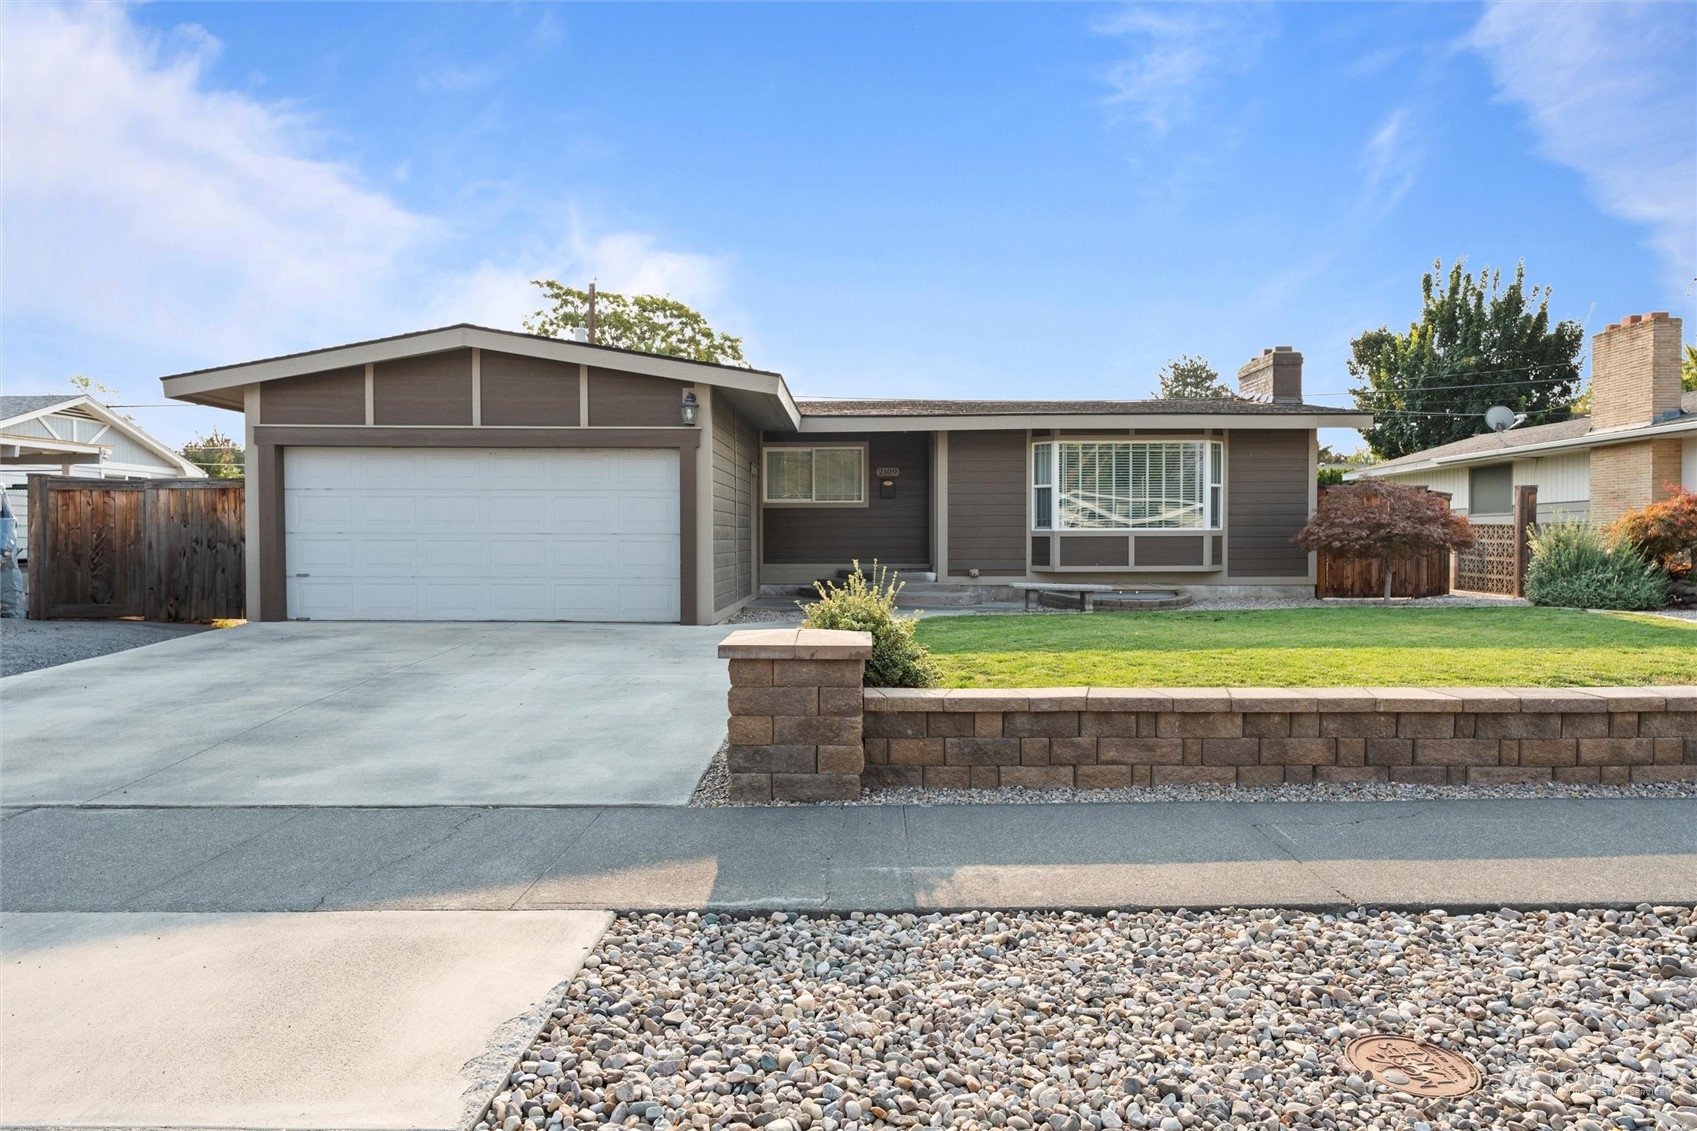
[1032,440,1223,530]
[763,445,866,505]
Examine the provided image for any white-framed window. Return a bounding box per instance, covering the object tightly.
[1032,440,1223,530]
[763,445,867,505]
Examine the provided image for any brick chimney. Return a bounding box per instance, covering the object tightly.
[1237,346,1303,403]
[1589,312,1683,431]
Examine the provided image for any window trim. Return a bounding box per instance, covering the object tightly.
[761,442,870,507]
[1032,437,1224,532]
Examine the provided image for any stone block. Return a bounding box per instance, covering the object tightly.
[717,629,804,659]
[1518,739,1578,766]
[1654,738,1688,764]
[1085,689,1173,712]
[943,690,1031,713]
[1182,738,1203,764]
[1388,766,1446,784]
[774,715,861,746]
[1156,712,1244,738]
[817,745,866,775]
[1437,687,1523,713]
[1467,767,1551,785]
[1019,738,1051,766]
[1560,713,1610,739]
[1235,765,1285,788]
[1335,738,1366,766]
[975,713,1004,738]
[1290,714,1320,738]
[727,715,773,746]
[1229,689,1319,714]
[1411,739,1502,766]
[1003,712,1081,739]
[1397,713,1457,739]
[1576,738,1655,766]
[773,773,861,802]
[1029,688,1091,712]
[864,765,923,789]
[1150,766,1236,786]
[924,765,971,789]
[944,737,1022,766]
[1097,737,1185,765]
[1081,713,1143,738]
[1474,713,1560,739]
[1316,766,1388,784]
[1320,713,1398,739]
[889,738,947,766]
[1506,689,1605,713]
[1452,715,1475,738]
[969,766,1001,789]
[1372,689,1462,712]
[863,688,949,711]
[728,773,772,803]
[790,630,875,660]
[1001,766,1077,789]
[1259,738,1337,766]
[1609,713,1639,738]
[1075,764,1133,789]
[1243,713,1291,738]
[1164,689,1234,712]
[1131,766,1152,786]
[1630,765,1697,783]
[1200,738,1260,766]
[728,745,817,775]
[1582,688,1667,711]
[862,712,927,739]
[1554,766,1600,784]
[727,659,774,687]
[1364,738,1414,766]
[927,712,975,737]
[1599,765,1631,785]
[819,686,865,717]
[1049,737,1099,765]
[729,686,818,717]
[863,738,889,765]
[1305,688,1379,712]
[774,659,865,688]
[1283,766,1315,784]
[1639,712,1697,738]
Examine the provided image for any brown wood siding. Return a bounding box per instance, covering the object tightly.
[712,396,757,611]
[1059,535,1131,567]
[588,369,687,427]
[480,351,579,426]
[373,349,473,425]
[947,429,1026,575]
[761,431,931,566]
[1031,535,1051,567]
[261,366,365,425]
[1134,535,1204,567]
[1226,429,1312,577]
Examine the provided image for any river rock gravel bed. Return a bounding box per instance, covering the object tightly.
[482,907,1696,1131]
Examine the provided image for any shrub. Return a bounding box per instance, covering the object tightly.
[801,560,940,688]
[1609,485,1697,575]
[1524,521,1669,610]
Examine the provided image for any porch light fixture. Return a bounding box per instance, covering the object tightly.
[680,391,699,426]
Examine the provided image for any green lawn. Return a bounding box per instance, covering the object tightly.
[914,608,1697,688]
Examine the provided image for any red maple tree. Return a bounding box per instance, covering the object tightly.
[1295,481,1476,603]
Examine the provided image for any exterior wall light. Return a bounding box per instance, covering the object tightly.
[680,391,699,426]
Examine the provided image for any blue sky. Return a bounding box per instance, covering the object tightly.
[2,2,1692,451]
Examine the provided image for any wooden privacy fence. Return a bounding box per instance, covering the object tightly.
[1313,486,1453,599]
[26,477,244,622]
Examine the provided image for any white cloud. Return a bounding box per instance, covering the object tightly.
[1469,0,1696,288]
[0,4,730,368]
[1360,107,1417,213]
[1093,4,1269,134]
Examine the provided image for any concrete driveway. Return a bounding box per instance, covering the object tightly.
[0,622,730,806]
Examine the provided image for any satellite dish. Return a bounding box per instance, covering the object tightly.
[1484,405,1517,433]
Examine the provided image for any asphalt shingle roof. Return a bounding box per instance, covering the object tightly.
[796,397,1362,417]
[0,395,80,422]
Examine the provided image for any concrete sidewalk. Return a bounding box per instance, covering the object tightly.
[5,798,1693,913]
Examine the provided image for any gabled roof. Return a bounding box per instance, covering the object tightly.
[1356,390,1697,478]
[0,394,203,476]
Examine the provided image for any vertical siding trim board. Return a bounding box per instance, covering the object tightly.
[252,426,702,625]
[934,431,949,578]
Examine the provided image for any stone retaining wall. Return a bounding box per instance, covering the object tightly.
[718,631,1697,799]
[862,687,1697,790]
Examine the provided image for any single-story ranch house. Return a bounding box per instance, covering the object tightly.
[160,326,1369,624]
[1354,313,1694,525]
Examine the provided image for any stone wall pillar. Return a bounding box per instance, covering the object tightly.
[718,628,872,802]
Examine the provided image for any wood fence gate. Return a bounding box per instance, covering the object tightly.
[1453,485,1538,598]
[25,477,245,622]
[1313,486,1454,599]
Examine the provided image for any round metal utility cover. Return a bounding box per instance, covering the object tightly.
[1342,1036,1482,1098]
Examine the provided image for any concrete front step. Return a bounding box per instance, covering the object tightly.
[1037,589,1194,612]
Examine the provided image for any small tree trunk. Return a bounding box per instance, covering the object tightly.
[1382,554,1394,604]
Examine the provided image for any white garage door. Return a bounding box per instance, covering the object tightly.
[284,447,680,621]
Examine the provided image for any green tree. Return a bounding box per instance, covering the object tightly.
[1349,259,1584,460]
[1156,355,1232,400]
[523,281,748,365]
[181,429,244,479]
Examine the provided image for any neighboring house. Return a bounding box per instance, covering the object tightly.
[1352,313,1695,525]
[1,394,206,555]
[160,326,1369,624]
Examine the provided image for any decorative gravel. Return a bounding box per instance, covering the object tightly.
[688,747,1697,807]
[481,906,1697,1131]
[0,618,209,677]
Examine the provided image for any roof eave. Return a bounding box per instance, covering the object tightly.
[798,411,1373,433]
[1357,416,1697,476]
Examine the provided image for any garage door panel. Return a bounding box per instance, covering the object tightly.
[284,447,679,621]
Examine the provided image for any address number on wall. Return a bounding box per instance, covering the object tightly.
[875,467,901,477]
